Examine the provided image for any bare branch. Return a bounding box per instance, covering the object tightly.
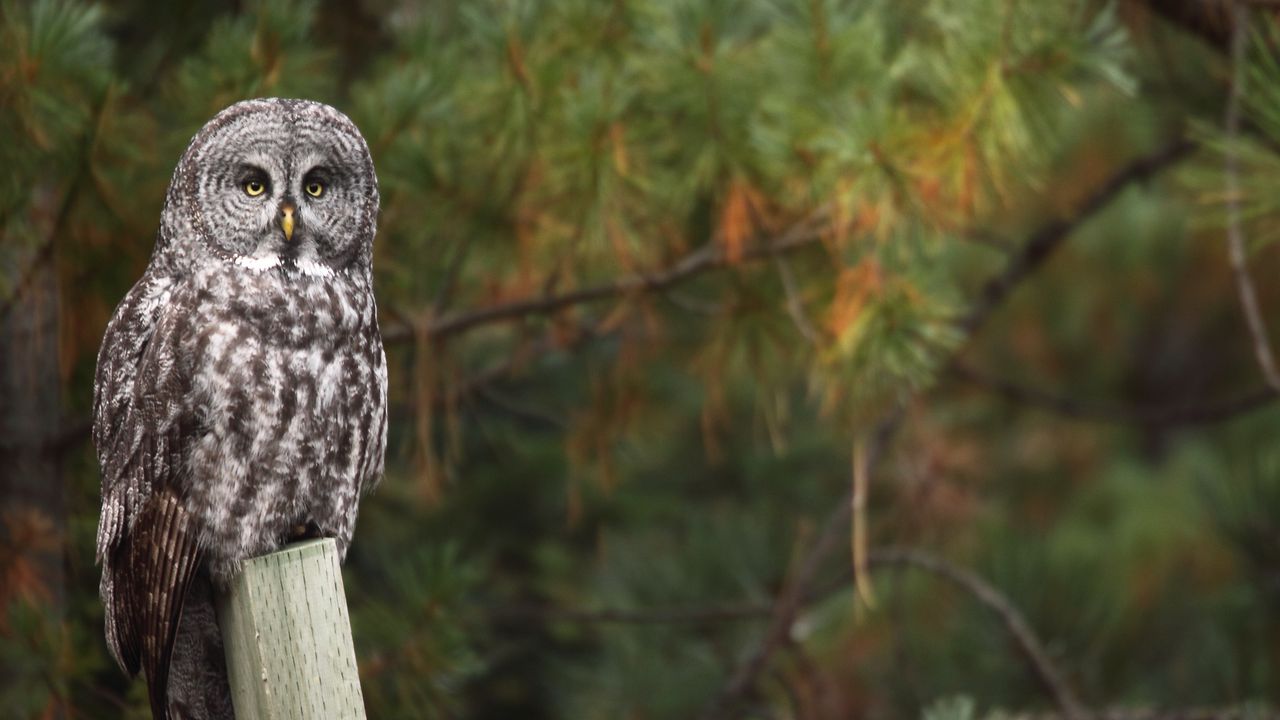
[705,136,1194,719]
[382,210,833,344]
[504,584,1261,718]
[868,548,1087,720]
[1224,3,1280,392]
[700,411,902,720]
[850,435,875,607]
[1140,0,1280,52]
[495,555,1258,720]
[774,255,822,346]
[958,138,1197,337]
[384,138,1189,351]
[502,545,1087,719]
[1141,0,1236,49]
[491,603,771,625]
[472,384,567,430]
[951,363,1278,427]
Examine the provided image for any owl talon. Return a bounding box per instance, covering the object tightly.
[288,521,323,541]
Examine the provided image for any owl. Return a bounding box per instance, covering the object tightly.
[92,98,387,719]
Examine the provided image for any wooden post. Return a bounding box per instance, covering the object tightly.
[215,538,367,719]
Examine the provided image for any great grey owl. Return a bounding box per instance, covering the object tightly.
[93,98,386,719]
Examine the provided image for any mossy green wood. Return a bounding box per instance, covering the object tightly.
[215,539,366,719]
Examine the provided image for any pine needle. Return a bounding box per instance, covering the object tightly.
[851,434,876,609]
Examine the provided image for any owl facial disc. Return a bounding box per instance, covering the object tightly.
[160,97,379,279]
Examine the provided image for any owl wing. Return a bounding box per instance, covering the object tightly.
[360,326,389,494]
[94,272,175,562]
[112,488,203,720]
[93,272,204,719]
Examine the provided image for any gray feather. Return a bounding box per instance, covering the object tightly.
[93,98,385,719]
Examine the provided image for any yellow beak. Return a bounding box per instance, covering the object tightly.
[280,203,296,242]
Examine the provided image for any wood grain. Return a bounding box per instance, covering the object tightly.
[215,539,366,719]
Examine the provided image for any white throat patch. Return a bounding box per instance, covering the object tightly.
[234,254,335,278]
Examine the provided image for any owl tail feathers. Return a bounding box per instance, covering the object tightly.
[108,489,204,720]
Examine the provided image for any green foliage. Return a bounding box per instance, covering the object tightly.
[166,0,337,132]
[0,0,112,200]
[1191,18,1280,249]
[0,0,112,295]
[349,542,484,716]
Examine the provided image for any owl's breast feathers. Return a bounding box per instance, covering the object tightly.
[93,263,386,718]
[180,264,387,578]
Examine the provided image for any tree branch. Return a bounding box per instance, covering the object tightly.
[472,384,568,430]
[0,87,111,321]
[1224,3,1280,392]
[382,209,832,344]
[867,548,1086,720]
[700,411,902,720]
[386,140,1191,370]
[503,545,1087,719]
[951,363,1278,427]
[497,556,1261,720]
[705,137,1195,719]
[492,603,771,625]
[957,138,1197,337]
[774,255,822,346]
[1139,0,1280,52]
[1141,0,1236,49]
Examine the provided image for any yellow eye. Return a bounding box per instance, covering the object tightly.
[244,180,266,196]
[305,182,324,198]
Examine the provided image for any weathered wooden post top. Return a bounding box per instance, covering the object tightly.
[215,539,366,719]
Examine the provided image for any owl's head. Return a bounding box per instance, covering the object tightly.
[159,98,379,278]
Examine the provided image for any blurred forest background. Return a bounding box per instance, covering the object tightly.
[4,0,1280,718]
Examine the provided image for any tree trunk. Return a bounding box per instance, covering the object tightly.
[1136,0,1280,51]
[0,190,68,717]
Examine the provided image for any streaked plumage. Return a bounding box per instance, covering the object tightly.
[93,98,385,718]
